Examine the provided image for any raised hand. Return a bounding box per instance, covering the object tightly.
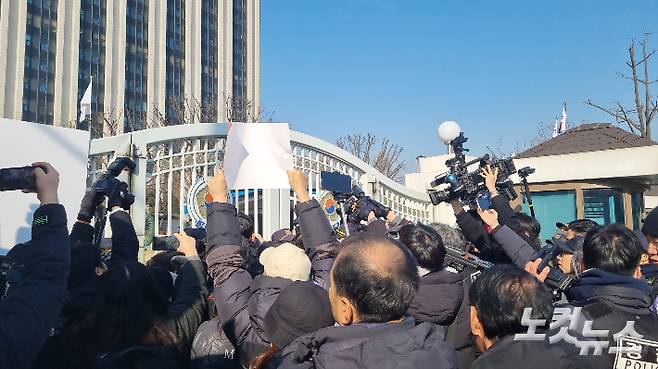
[287,170,310,203]
[208,168,229,203]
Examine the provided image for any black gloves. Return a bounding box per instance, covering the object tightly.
[78,190,105,223]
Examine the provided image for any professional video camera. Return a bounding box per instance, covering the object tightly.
[530,239,576,301]
[320,171,391,236]
[427,122,518,208]
[90,141,137,247]
[0,255,24,301]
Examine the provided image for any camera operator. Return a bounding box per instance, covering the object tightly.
[35,178,208,369]
[451,165,522,264]
[562,225,658,364]
[477,208,535,269]
[399,223,474,369]
[516,212,542,251]
[0,163,70,369]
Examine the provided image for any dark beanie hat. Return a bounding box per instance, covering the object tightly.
[642,207,658,238]
[264,281,335,349]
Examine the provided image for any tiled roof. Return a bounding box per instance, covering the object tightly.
[515,123,657,158]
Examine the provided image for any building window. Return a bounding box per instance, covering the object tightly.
[521,190,577,242]
[78,0,107,132]
[166,0,185,124]
[124,0,148,131]
[22,0,58,125]
[583,189,625,226]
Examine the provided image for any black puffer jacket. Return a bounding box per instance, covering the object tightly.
[565,268,658,366]
[204,199,338,364]
[190,318,240,369]
[408,270,473,369]
[0,204,70,369]
[471,332,608,369]
[277,317,458,369]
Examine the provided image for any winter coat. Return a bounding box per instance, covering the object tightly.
[490,224,535,268]
[204,199,338,365]
[565,268,658,366]
[408,270,474,369]
[471,331,608,369]
[277,317,458,369]
[0,204,71,369]
[189,318,241,369]
[34,210,208,369]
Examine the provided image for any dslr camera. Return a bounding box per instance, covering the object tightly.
[427,132,518,207]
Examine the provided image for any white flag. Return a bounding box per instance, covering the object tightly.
[558,104,567,134]
[79,81,92,122]
[552,117,559,138]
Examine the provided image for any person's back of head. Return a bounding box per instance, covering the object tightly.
[428,223,466,251]
[250,281,334,369]
[88,262,176,353]
[516,212,541,250]
[237,213,255,239]
[69,241,104,290]
[583,224,644,277]
[468,265,553,351]
[567,219,599,239]
[398,223,446,271]
[330,233,419,325]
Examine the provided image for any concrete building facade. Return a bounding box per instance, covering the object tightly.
[0,0,260,132]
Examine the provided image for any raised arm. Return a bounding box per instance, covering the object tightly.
[481,165,520,232]
[289,170,338,290]
[452,199,489,251]
[479,208,535,268]
[70,187,105,243]
[204,169,255,348]
[167,232,209,361]
[0,163,71,369]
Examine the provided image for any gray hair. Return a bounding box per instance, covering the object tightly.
[428,223,466,251]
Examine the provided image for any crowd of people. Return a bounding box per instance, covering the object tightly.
[1,161,657,369]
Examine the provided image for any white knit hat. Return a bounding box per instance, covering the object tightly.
[259,243,311,281]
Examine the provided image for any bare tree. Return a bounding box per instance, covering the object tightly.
[224,94,275,124]
[336,133,406,182]
[585,35,657,139]
[150,95,220,127]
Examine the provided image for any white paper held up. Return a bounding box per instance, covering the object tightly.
[223,123,294,190]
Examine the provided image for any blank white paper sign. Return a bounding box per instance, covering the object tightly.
[0,119,90,253]
[223,123,293,190]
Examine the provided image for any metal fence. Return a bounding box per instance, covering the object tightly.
[88,123,433,244]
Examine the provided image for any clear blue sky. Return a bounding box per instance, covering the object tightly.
[261,0,658,173]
